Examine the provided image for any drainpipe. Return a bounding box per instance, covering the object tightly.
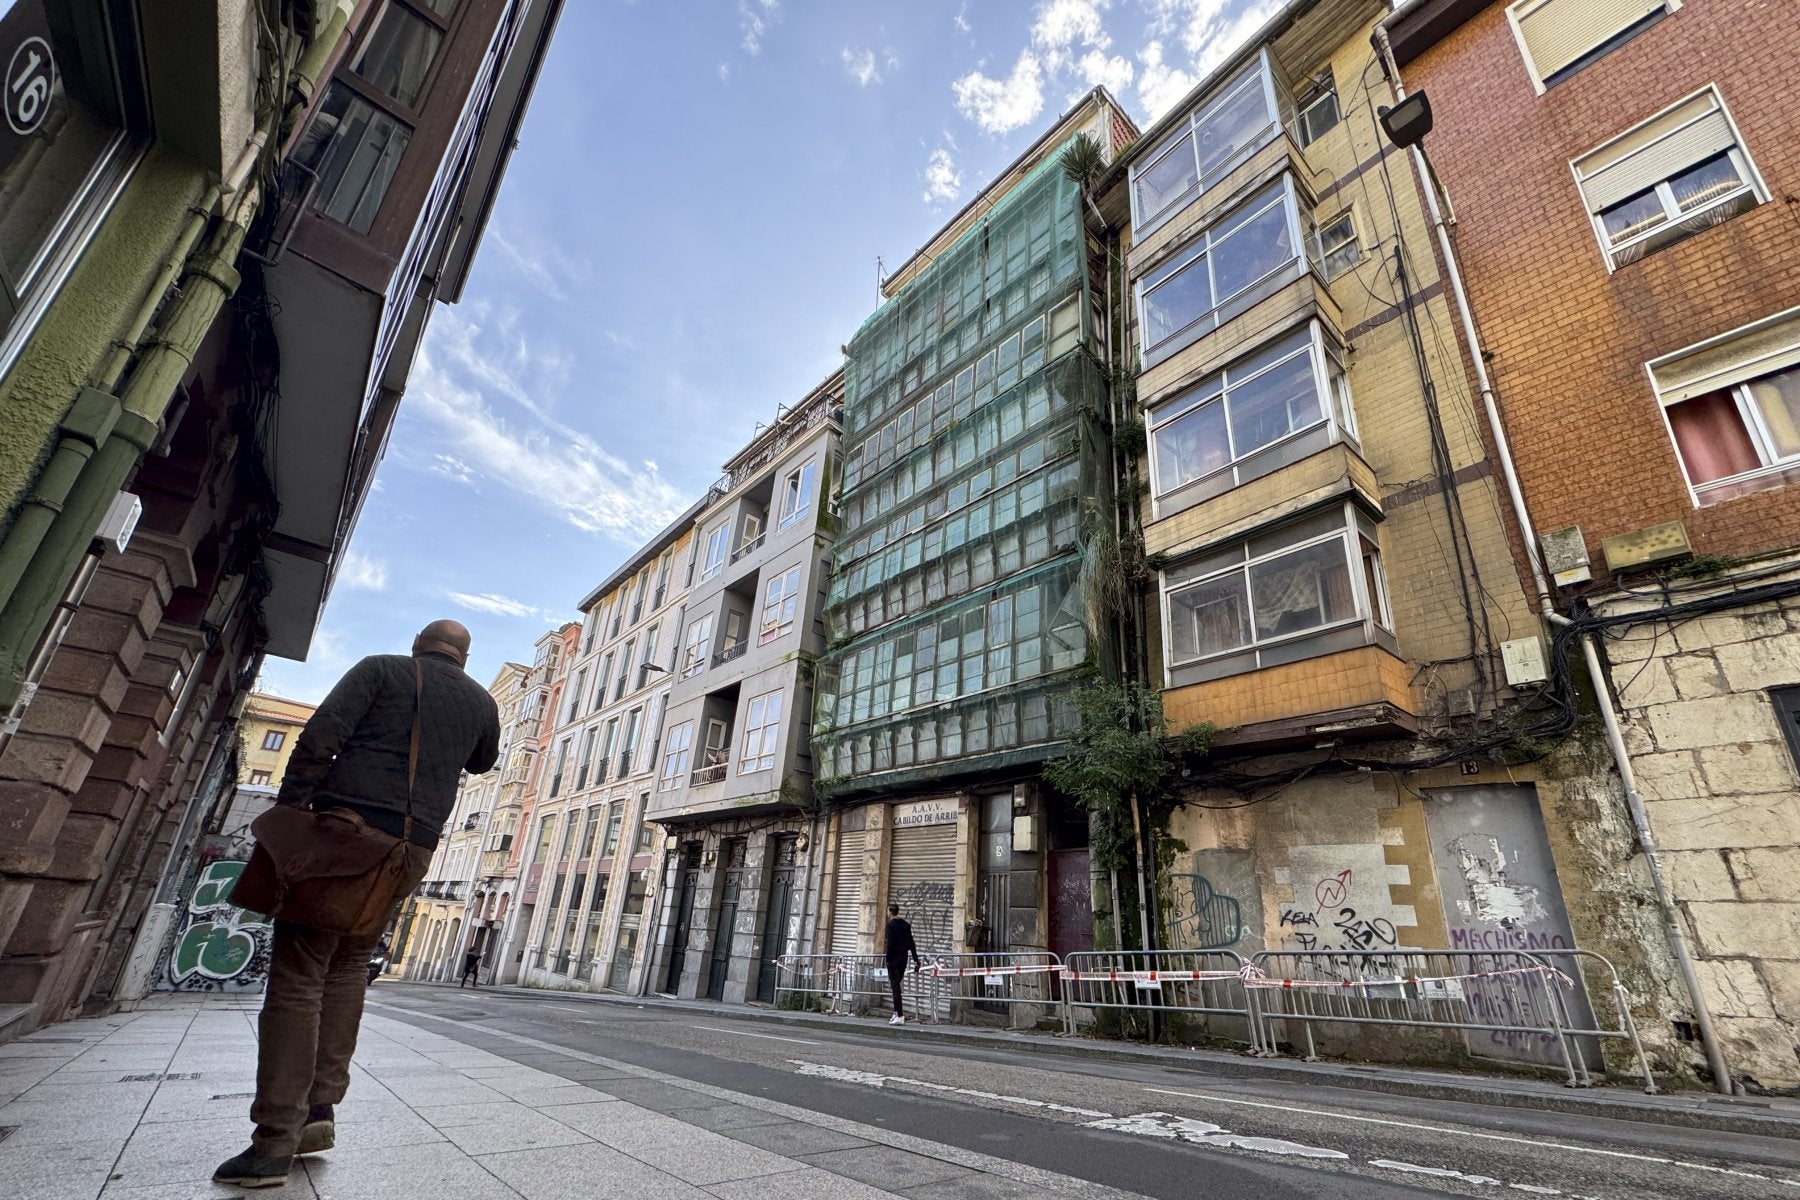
[1372,24,1731,1094]
[0,190,255,711]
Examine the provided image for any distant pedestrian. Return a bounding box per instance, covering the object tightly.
[883,903,922,1025]
[214,620,500,1190]
[459,947,482,987]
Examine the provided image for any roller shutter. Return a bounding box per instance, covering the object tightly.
[829,830,866,955]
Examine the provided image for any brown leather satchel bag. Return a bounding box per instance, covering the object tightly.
[229,662,424,936]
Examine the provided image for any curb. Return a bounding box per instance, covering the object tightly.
[395,979,1800,1140]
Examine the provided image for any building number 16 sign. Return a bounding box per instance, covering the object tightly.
[6,31,54,137]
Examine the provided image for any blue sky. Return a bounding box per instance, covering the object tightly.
[260,0,1282,703]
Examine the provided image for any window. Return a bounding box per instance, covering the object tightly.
[261,730,286,752]
[578,805,603,859]
[1147,322,1354,510]
[652,550,674,610]
[1649,307,1800,506]
[615,640,635,701]
[703,719,730,767]
[248,770,272,785]
[582,608,599,654]
[295,81,413,235]
[637,811,654,852]
[548,737,571,796]
[1574,87,1762,270]
[638,625,660,688]
[1137,177,1306,369]
[1317,211,1360,280]
[680,614,714,679]
[594,654,613,711]
[530,816,557,867]
[350,2,447,108]
[1508,0,1672,92]
[778,460,817,529]
[660,722,694,790]
[1293,72,1340,148]
[739,513,766,557]
[701,524,730,581]
[602,803,624,856]
[761,566,802,644]
[740,691,784,772]
[620,707,643,775]
[567,669,587,722]
[575,725,597,790]
[608,597,624,639]
[1161,503,1390,677]
[629,570,648,625]
[1130,55,1280,233]
[1775,687,1800,776]
[596,718,619,782]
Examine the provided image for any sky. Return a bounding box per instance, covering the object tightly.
[259,0,1286,704]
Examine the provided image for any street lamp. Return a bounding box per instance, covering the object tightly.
[1378,91,1433,149]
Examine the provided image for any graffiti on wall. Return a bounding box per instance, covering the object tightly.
[1275,845,1415,953]
[1167,874,1246,949]
[890,881,954,951]
[162,859,273,992]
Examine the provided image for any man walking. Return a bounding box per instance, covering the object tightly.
[458,945,483,988]
[883,903,922,1025]
[215,621,500,1189]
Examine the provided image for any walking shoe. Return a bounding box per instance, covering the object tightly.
[888,1013,904,1025]
[297,1103,335,1154]
[213,1148,292,1189]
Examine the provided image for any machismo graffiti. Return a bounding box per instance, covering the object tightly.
[160,859,273,993]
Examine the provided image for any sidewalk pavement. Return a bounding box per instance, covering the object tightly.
[436,979,1800,1140]
[0,993,1143,1200]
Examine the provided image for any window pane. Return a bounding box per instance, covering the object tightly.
[354,4,444,107]
[1667,390,1760,484]
[1249,539,1354,640]
[1171,573,1250,661]
[300,82,413,234]
[1599,189,1665,247]
[1196,74,1274,177]
[1669,152,1745,214]
[1142,252,1210,348]
[1747,368,1800,460]
[1228,349,1320,457]
[1136,132,1198,219]
[1153,400,1230,494]
[1212,199,1294,300]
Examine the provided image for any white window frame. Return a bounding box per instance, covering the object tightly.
[760,564,802,644]
[1317,209,1360,280]
[1647,305,1800,507]
[659,721,694,790]
[1291,70,1340,149]
[701,523,730,581]
[1146,321,1355,514]
[1128,51,1282,236]
[1507,0,1675,95]
[1571,85,1766,273]
[738,690,784,773]
[778,459,817,529]
[1159,501,1391,678]
[638,624,660,688]
[680,613,714,679]
[549,737,572,797]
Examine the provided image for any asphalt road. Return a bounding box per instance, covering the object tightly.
[367,983,1800,1200]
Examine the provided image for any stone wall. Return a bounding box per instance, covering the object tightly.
[1599,561,1800,1087]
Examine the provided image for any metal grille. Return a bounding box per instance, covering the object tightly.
[829,830,866,955]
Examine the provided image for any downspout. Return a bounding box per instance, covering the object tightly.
[1373,24,1731,1094]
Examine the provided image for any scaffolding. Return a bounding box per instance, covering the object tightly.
[816,148,1116,793]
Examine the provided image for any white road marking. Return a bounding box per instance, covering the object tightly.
[1143,1087,1777,1183]
[693,1025,823,1046]
[790,1059,1110,1117]
[1090,1112,1347,1159]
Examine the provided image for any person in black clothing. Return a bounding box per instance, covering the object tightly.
[883,904,922,1024]
[458,947,482,988]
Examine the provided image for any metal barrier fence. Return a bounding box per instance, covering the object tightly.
[1060,950,1256,1046]
[923,952,1063,1022]
[1524,948,1658,1092]
[1248,949,1593,1087]
[773,954,946,1021]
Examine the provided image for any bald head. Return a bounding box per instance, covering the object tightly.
[414,619,472,666]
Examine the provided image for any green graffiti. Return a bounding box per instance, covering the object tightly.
[191,860,246,911]
[172,920,259,982]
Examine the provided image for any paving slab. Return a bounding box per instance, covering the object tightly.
[702,1165,902,1200]
[724,1120,875,1156]
[674,1103,794,1133]
[797,1145,979,1191]
[478,1140,713,1200]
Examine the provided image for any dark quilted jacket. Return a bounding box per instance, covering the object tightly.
[277,652,500,849]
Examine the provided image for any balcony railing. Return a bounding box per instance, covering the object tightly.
[730,531,767,564]
[615,750,632,777]
[690,756,731,787]
[480,849,509,876]
[714,640,748,666]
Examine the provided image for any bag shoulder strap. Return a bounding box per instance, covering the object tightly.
[405,659,423,843]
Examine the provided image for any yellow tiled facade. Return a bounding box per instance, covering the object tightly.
[238,693,316,788]
[1162,644,1416,734]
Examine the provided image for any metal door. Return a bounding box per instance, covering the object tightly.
[663,846,701,994]
[1048,849,1092,960]
[756,837,798,1003]
[975,795,1013,1012]
[706,839,746,1001]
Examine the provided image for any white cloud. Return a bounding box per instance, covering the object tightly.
[739,0,779,54]
[1136,40,1199,121]
[922,147,963,204]
[1033,0,1111,72]
[447,592,551,619]
[339,550,388,592]
[841,46,881,86]
[953,3,971,34]
[953,52,1045,134]
[1151,0,1284,83]
[431,453,478,484]
[1076,48,1134,95]
[410,309,686,542]
[718,62,732,82]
